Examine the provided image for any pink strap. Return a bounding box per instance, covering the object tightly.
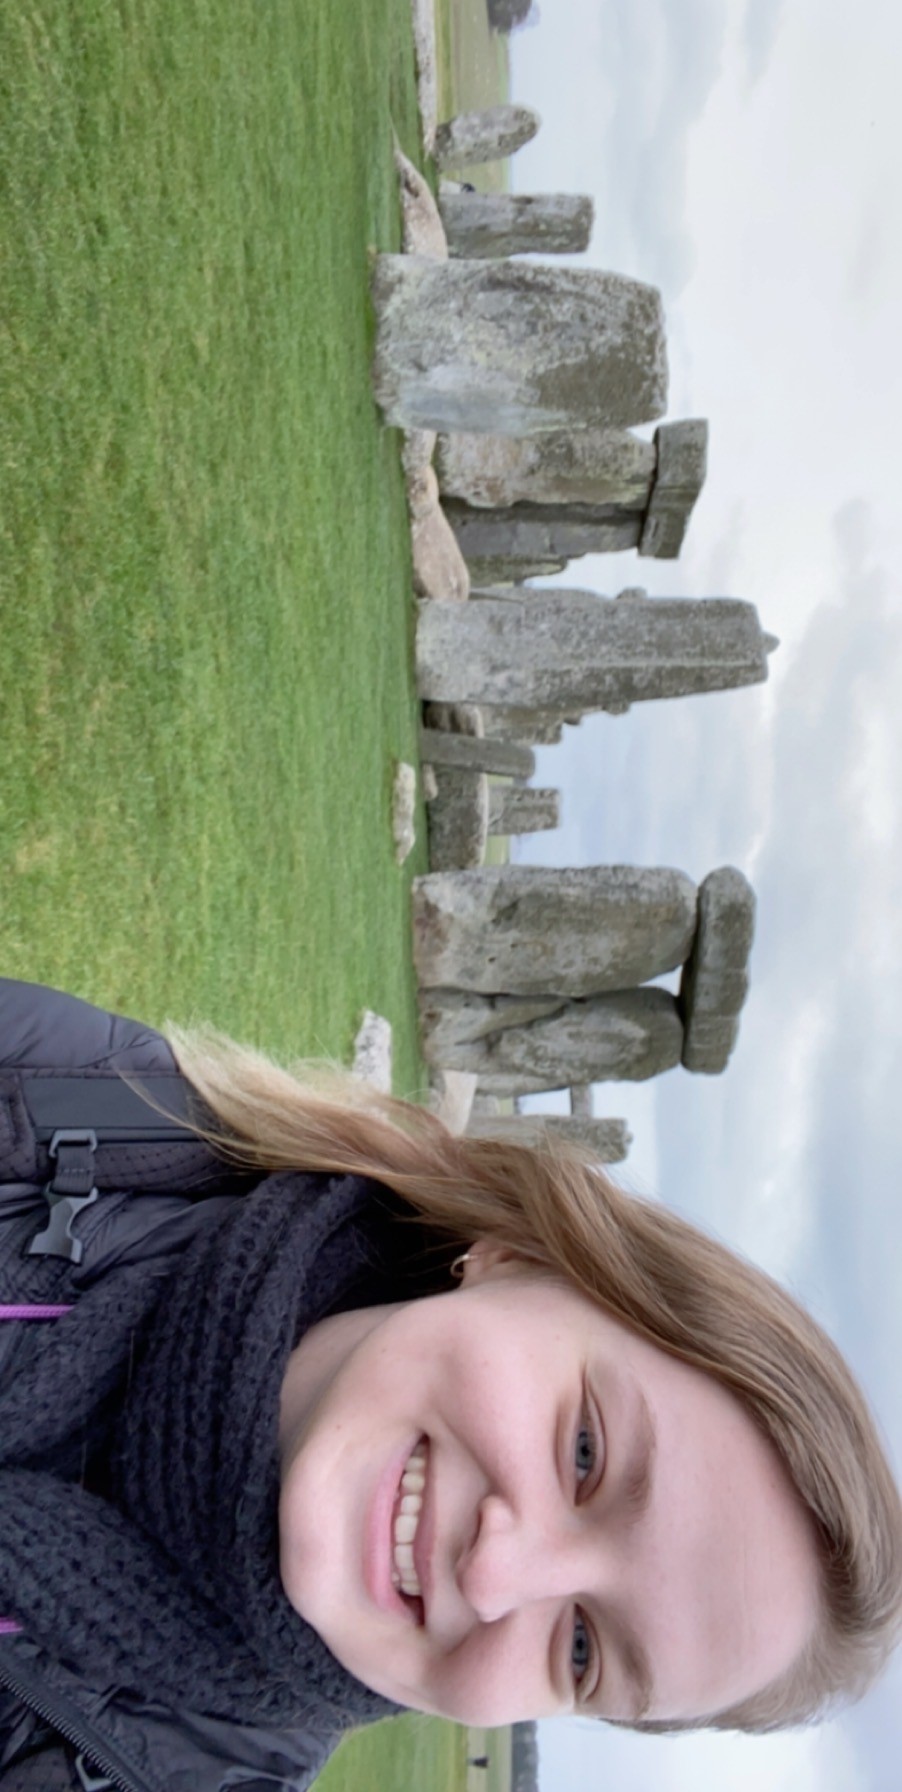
[0,1305,74,1320]
[0,1619,22,1634]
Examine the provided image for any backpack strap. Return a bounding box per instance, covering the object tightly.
[13,1074,234,1266]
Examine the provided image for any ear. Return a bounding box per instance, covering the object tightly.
[458,1238,522,1287]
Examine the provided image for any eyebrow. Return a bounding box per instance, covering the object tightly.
[589,1384,657,1722]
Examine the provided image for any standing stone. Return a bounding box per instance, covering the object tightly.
[412,865,698,996]
[433,105,541,171]
[352,1011,393,1092]
[487,785,560,835]
[466,555,569,585]
[419,727,535,779]
[481,705,565,745]
[465,1111,631,1162]
[639,421,709,559]
[440,191,594,258]
[680,867,756,1073]
[569,1084,593,1118]
[426,766,489,870]
[419,987,683,1082]
[445,500,641,562]
[416,590,776,711]
[437,425,656,510]
[371,257,668,435]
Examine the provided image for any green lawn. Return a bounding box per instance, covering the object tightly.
[0,0,429,1093]
[321,1709,469,1792]
[0,1,509,1784]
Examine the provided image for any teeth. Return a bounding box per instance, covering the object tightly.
[392,1443,426,1598]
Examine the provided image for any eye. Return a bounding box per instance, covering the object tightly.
[574,1417,597,1487]
[571,1609,595,1689]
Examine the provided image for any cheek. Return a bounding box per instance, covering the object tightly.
[419,1617,558,1727]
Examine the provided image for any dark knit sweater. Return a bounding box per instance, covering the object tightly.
[0,979,450,1792]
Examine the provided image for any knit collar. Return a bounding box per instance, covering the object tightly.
[0,1172,410,1736]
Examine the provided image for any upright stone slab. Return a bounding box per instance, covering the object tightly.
[412,865,697,996]
[419,726,535,779]
[639,421,709,559]
[481,705,565,745]
[465,1111,631,1162]
[437,425,656,510]
[440,191,594,259]
[466,555,569,585]
[433,105,541,171]
[371,257,668,436]
[487,784,560,835]
[445,500,641,563]
[419,987,683,1082]
[416,590,776,710]
[679,867,756,1073]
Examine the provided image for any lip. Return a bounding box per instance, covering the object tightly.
[364,1435,422,1622]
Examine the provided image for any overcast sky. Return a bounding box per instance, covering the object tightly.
[505,3,902,1787]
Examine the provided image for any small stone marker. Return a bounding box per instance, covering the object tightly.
[352,1011,393,1093]
[392,761,417,864]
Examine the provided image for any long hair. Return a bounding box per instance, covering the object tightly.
[166,1023,902,1732]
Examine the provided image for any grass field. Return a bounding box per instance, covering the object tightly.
[320,1708,469,1792]
[1,0,513,1784]
[0,0,429,1092]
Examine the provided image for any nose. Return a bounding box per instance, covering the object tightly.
[457,1492,584,1623]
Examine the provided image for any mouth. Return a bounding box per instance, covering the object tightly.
[390,1436,429,1622]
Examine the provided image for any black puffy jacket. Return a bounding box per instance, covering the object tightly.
[0,979,342,1792]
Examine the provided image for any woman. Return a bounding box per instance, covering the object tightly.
[0,977,900,1792]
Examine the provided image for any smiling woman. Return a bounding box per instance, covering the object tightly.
[0,980,900,1792]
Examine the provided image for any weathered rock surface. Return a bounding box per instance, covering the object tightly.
[422,702,488,870]
[411,495,471,601]
[465,1111,631,1161]
[426,768,488,869]
[391,761,417,864]
[487,784,560,835]
[419,727,535,779]
[440,191,593,259]
[480,706,565,745]
[416,590,775,711]
[412,865,698,995]
[466,555,569,585]
[680,867,756,1073]
[352,1011,393,1092]
[419,986,683,1082]
[371,256,668,436]
[437,425,656,510]
[445,500,641,562]
[433,105,540,171]
[639,421,708,559]
[394,142,448,260]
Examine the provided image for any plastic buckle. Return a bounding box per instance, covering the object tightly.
[27,1129,100,1265]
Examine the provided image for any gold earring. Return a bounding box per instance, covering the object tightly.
[450,1251,472,1281]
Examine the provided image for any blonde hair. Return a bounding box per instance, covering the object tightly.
[166,1024,902,1732]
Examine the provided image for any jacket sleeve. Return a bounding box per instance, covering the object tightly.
[0,980,178,1077]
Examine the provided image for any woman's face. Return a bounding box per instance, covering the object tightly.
[278,1247,819,1726]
